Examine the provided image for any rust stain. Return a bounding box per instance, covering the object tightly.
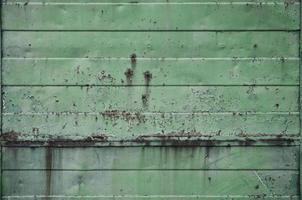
[1,131,21,141]
[130,53,137,64]
[137,132,216,138]
[134,132,296,146]
[142,71,152,108]
[0,131,297,147]
[284,0,295,8]
[45,147,52,200]
[124,53,137,85]
[143,71,152,86]
[141,94,149,107]
[87,134,109,141]
[124,68,134,85]
[76,65,80,74]
[101,110,146,123]
[1,132,109,146]
[32,127,39,134]
[98,70,115,83]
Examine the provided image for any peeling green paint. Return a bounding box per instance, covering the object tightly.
[0,0,301,199]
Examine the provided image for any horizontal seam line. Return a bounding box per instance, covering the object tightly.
[2,2,301,4]
[2,85,300,86]
[2,85,300,87]
[2,29,301,31]
[3,143,300,147]
[2,169,299,171]
[2,195,300,198]
[2,112,300,115]
[2,57,300,60]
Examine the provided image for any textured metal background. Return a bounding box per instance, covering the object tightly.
[0,0,300,199]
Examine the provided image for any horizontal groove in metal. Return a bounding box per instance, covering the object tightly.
[3,2,301,4]
[3,112,300,115]
[2,195,300,197]
[3,85,300,87]
[2,29,301,32]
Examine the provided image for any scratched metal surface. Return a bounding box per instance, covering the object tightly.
[0,0,301,199]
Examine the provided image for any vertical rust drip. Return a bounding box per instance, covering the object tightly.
[124,53,137,85]
[124,68,134,85]
[142,71,152,108]
[130,53,137,78]
[130,53,137,66]
[143,71,152,86]
[204,146,210,168]
[130,53,137,74]
[45,147,53,200]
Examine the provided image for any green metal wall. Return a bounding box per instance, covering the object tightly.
[0,0,300,199]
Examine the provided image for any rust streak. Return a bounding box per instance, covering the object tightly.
[0,131,297,147]
[101,110,146,123]
[142,71,152,108]
[45,147,53,200]
[124,68,134,85]
[130,53,137,64]
[143,71,152,86]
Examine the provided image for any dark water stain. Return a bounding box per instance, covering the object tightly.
[130,53,137,67]
[1,130,298,147]
[141,94,149,108]
[124,68,134,85]
[144,71,152,86]
[142,71,152,108]
[1,131,21,141]
[45,147,53,200]
[284,0,295,8]
[102,110,146,123]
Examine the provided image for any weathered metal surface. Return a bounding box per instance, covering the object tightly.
[3,31,298,58]
[1,197,300,200]
[3,170,298,197]
[3,0,300,2]
[2,2,299,30]
[1,0,301,199]
[2,146,299,198]
[299,1,302,199]
[0,0,3,198]
[2,58,299,86]
[3,146,298,170]
[2,113,299,141]
[3,86,298,112]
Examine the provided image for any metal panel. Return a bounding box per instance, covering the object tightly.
[2,2,299,30]
[0,0,301,199]
[3,146,299,170]
[2,58,299,86]
[3,86,298,112]
[299,1,302,200]
[3,113,299,141]
[3,31,299,58]
[3,171,299,197]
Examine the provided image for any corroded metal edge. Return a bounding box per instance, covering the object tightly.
[299,1,302,199]
[1,0,3,198]
[1,129,300,147]
[0,135,299,147]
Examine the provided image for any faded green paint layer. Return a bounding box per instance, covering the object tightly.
[3,170,298,196]
[3,31,299,58]
[3,113,299,140]
[2,3,299,30]
[0,0,301,199]
[2,58,299,85]
[3,146,299,170]
[3,86,298,113]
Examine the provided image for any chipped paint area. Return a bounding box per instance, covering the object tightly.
[1,0,301,198]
